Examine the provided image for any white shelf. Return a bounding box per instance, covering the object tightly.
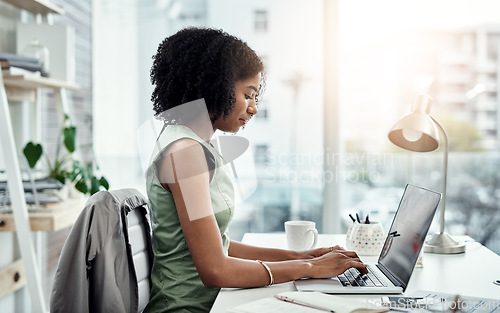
[0,3,73,309]
[0,197,87,232]
[0,259,26,299]
[3,74,79,90]
[2,0,64,15]
[0,71,78,312]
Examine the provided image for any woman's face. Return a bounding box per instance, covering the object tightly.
[213,72,261,133]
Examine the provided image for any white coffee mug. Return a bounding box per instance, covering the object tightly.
[285,221,318,251]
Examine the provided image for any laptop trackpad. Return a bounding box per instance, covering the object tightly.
[294,277,343,291]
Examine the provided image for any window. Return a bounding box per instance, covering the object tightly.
[254,144,269,165]
[94,0,500,254]
[255,107,268,120]
[254,10,268,32]
[338,5,500,254]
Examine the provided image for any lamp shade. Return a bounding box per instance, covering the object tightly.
[388,94,440,152]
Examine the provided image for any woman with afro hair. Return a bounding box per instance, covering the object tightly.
[144,27,367,312]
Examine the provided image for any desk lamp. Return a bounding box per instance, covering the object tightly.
[388,93,466,254]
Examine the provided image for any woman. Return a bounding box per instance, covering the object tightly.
[144,27,367,313]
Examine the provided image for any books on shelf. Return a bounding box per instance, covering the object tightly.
[0,52,44,76]
[0,52,40,67]
[0,177,64,193]
[227,291,389,313]
[0,177,64,206]
[0,193,62,207]
[2,65,42,77]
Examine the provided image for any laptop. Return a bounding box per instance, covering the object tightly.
[295,184,441,294]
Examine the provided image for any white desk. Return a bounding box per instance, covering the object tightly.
[210,233,500,312]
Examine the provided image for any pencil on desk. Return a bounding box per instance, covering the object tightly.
[274,295,335,312]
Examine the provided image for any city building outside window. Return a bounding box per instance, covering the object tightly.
[254,9,268,32]
[254,144,270,165]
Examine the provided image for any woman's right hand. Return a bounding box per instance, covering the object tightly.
[307,249,368,279]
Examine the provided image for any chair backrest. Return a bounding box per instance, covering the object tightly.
[124,203,152,312]
[50,189,153,313]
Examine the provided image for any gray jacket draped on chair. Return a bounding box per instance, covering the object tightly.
[50,189,152,313]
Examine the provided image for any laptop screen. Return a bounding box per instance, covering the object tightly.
[378,184,441,286]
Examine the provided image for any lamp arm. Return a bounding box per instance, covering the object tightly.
[430,116,448,234]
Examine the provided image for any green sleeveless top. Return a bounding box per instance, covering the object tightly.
[144,125,235,313]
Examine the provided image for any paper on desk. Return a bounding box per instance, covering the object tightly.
[227,291,389,313]
[409,290,500,313]
[226,297,321,313]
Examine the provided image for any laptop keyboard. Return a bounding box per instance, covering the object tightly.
[337,265,386,287]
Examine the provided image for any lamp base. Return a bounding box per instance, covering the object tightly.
[423,232,466,254]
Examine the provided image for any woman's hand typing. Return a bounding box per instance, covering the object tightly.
[299,245,347,259]
[306,248,368,278]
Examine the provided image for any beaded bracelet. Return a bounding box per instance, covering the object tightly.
[256,260,274,285]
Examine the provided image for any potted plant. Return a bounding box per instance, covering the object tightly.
[23,114,109,196]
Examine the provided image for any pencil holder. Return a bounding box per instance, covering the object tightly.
[345,222,385,256]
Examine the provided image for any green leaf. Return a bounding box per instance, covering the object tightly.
[72,160,82,171]
[74,178,88,194]
[66,170,77,181]
[99,176,109,190]
[90,177,100,195]
[70,160,84,180]
[63,126,76,153]
[23,142,43,168]
[51,171,66,184]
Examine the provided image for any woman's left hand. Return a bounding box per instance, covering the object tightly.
[298,245,347,259]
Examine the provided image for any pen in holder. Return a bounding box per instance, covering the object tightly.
[346,221,385,256]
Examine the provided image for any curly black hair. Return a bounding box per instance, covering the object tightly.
[151,27,265,124]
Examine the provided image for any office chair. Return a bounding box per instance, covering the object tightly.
[50,188,153,313]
